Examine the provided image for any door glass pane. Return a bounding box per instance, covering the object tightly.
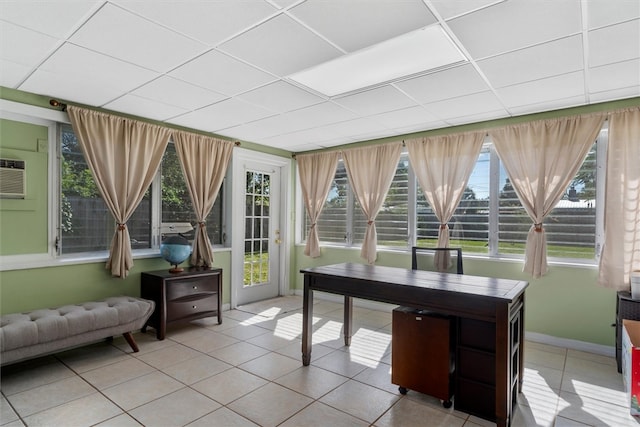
[244,170,270,287]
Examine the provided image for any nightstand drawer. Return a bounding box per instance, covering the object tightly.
[166,277,218,301]
[167,296,218,322]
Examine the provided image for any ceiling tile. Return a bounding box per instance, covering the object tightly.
[447,0,582,59]
[589,59,640,94]
[114,0,277,46]
[508,96,587,116]
[589,19,640,67]
[19,43,158,105]
[219,14,342,75]
[392,121,448,135]
[103,94,188,121]
[258,127,343,149]
[423,91,506,119]
[395,64,488,104]
[0,0,101,39]
[589,86,640,103]
[371,106,440,129]
[237,81,324,113]
[586,0,640,29]
[445,109,511,126]
[478,35,584,88]
[289,0,435,52]
[70,3,207,72]
[165,109,214,132]
[169,50,276,96]
[333,85,417,116]
[1,22,61,66]
[282,102,358,130]
[217,114,298,141]
[496,72,585,108]
[270,0,300,8]
[320,118,390,138]
[20,68,124,106]
[0,59,34,88]
[132,76,227,110]
[172,98,275,132]
[429,0,504,20]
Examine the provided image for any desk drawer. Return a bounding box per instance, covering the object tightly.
[455,378,496,422]
[166,276,218,301]
[458,347,495,385]
[459,318,495,353]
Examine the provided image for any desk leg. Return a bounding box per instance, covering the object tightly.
[519,294,526,393]
[344,296,353,346]
[302,277,313,366]
[495,304,509,427]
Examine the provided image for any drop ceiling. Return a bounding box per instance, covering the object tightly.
[1,0,638,153]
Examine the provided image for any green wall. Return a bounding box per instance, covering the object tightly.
[0,118,49,255]
[0,252,232,314]
[293,246,616,347]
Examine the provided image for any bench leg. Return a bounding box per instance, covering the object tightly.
[122,332,139,353]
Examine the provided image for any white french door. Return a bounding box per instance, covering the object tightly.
[231,149,290,307]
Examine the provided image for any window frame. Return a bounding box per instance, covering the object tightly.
[0,100,229,271]
[298,129,607,267]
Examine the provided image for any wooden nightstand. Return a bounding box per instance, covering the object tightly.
[141,267,222,340]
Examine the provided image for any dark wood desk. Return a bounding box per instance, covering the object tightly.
[301,263,528,427]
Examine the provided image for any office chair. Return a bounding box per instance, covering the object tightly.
[411,246,463,274]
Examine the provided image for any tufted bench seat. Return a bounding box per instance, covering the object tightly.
[0,296,154,365]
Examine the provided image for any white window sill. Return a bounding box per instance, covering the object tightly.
[294,243,598,270]
[0,246,230,272]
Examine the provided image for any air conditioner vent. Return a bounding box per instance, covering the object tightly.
[0,158,26,199]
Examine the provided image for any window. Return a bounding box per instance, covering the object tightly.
[308,159,349,244]
[305,154,410,248]
[416,147,490,254]
[160,143,224,245]
[498,142,598,259]
[59,124,151,254]
[58,125,225,257]
[301,133,604,263]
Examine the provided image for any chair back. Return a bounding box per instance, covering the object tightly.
[411,246,463,274]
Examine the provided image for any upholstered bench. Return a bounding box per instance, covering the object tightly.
[0,296,154,365]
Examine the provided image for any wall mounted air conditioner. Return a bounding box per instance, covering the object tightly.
[0,159,26,199]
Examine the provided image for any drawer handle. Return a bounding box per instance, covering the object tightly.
[193,285,198,290]
[192,305,197,309]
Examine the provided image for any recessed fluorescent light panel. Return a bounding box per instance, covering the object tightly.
[288,25,467,97]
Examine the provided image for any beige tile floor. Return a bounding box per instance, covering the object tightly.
[0,296,632,427]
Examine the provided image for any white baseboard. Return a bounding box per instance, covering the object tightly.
[525,331,615,357]
[292,289,615,357]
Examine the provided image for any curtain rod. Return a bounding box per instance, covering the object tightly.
[50,99,242,146]
[50,99,67,111]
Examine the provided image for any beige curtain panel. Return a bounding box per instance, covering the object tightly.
[491,114,605,278]
[343,142,402,264]
[406,132,484,269]
[598,107,640,290]
[173,131,234,268]
[67,106,171,278]
[297,151,339,258]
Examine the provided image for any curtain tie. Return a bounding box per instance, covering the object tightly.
[534,223,543,232]
[439,224,447,230]
[116,223,126,231]
[367,220,374,225]
[310,223,317,229]
[199,221,206,229]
